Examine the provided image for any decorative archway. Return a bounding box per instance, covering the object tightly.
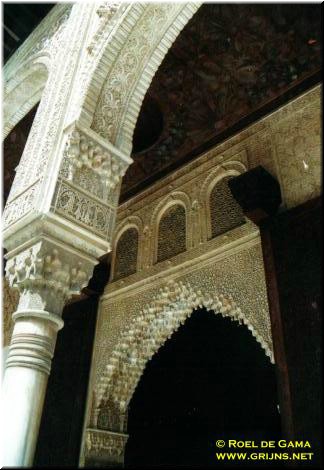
[94,279,274,427]
[125,307,281,467]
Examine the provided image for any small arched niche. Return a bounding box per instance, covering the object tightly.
[113,227,139,281]
[209,176,245,239]
[156,204,186,263]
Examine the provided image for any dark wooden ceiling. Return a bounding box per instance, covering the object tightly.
[3,3,322,205]
[124,3,321,201]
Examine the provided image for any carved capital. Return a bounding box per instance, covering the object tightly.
[52,124,132,242]
[60,124,130,199]
[85,428,128,466]
[5,239,96,316]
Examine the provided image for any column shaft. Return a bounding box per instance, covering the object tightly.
[2,311,63,466]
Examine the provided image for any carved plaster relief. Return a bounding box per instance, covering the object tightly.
[2,278,19,347]
[5,240,96,316]
[85,428,128,464]
[269,89,321,208]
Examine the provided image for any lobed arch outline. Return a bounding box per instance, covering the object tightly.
[3,58,49,139]
[110,216,144,281]
[151,191,192,265]
[199,161,248,241]
[93,279,274,426]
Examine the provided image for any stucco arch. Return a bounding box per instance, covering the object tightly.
[151,191,192,264]
[199,161,248,241]
[94,279,274,426]
[3,59,49,139]
[110,216,144,279]
[87,3,201,155]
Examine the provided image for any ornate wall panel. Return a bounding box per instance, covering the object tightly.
[269,88,321,208]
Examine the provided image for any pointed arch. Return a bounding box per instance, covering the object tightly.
[94,279,274,426]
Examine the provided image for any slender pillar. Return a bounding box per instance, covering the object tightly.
[2,241,96,466]
[2,311,63,466]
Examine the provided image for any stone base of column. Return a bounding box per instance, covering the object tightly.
[84,429,128,468]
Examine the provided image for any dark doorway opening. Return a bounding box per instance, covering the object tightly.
[125,308,281,467]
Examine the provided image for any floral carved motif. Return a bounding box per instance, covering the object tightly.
[31,7,72,63]
[92,3,184,143]
[3,184,39,228]
[54,182,115,240]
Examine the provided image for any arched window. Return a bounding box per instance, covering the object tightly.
[114,228,139,280]
[209,176,245,239]
[157,204,186,262]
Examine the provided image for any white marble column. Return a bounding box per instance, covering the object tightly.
[2,311,63,466]
[1,241,96,466]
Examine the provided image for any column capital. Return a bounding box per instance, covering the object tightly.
[84,428,129,467]
[5,239,96,316]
